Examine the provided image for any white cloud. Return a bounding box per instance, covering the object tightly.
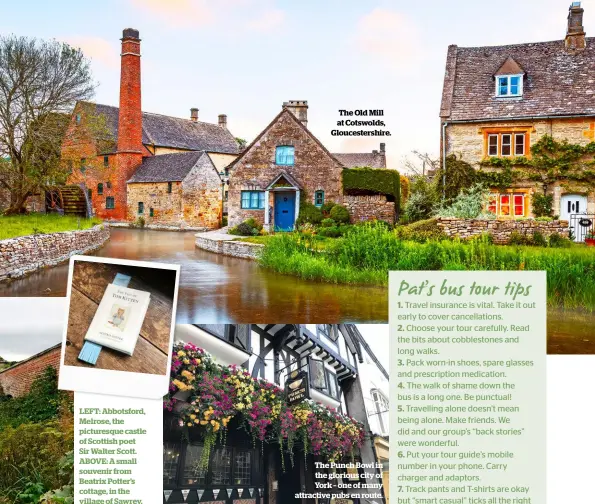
[246,8,285,32]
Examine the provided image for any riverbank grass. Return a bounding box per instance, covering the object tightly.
[0,213,102,240]
[258,225,595,311]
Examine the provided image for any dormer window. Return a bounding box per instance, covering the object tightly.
[496,74,523,97]
[494,57,525,98]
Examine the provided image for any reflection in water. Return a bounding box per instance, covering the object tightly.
[1,228,593,346]
[0,228,387,323]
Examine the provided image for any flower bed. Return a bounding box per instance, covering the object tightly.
[164,342,365,469]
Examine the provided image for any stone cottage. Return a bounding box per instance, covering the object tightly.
[62,28,238,229]
[440,2,595,236]
[227,100,396,231]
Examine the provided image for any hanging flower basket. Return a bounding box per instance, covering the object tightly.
[164,342,366,469]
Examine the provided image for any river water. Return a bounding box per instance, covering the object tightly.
[0,228,590,349]
[0,228,387,323]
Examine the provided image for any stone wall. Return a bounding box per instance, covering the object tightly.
[228,110,344,227]
[446,117,595,166]
[195,236,263,260]
[344,194,396,224]
[0,224,110,281]
[127,181,184,223]
[0,345,61,398]
[436,218,568,244]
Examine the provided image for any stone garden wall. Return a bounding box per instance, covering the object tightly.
[0,224,110,281]
[195,236,263,260]
[344,194,396,224]
[436,218,568,244]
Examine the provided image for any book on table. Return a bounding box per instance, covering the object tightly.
[83,283,151,356]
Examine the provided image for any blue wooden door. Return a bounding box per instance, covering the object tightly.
[274,192,295,231]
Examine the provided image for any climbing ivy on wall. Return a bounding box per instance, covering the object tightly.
[446,135,595,195]
[342,167,400,211]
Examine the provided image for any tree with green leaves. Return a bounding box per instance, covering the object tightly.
[0,35,96,214]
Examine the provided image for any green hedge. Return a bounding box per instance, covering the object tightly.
[342,167,400,211]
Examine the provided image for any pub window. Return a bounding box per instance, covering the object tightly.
[138,202,144,215]
[309,357,340,400]
[103,155,109,167]
[167,182,173,193]
[182,444,207,485]
[372,389,390,435]
[233,450,252,486]
[317,324,338,351]
[163,442,180,485]
[97,183,103,195]
[106,197,115,209]
[210,447,232,485]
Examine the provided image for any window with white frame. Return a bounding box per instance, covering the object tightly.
[487,132,527,157]
[496,74,523,97]
[372,389,389,435]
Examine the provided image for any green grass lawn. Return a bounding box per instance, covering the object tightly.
[238,233,336,251]
[258,225,595,310]
[0,213,102,240]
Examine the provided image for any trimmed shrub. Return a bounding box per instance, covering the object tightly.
[297,203,323,225]
[329,205,350,224]
[342,167,400,212]
[244,218,263,231]
[434,183,490,219]
[320,201,336,217]
[320,218,336,228]
[395,218,447,243]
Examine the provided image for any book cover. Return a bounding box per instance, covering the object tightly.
[83,283,151,356]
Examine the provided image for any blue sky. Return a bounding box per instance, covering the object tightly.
[1,0,592,171]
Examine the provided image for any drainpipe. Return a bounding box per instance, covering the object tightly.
[442,121,448,201]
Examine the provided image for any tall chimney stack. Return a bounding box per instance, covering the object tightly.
[565,2,586,52]
[218,114,227,128]
[114,28,143,221]
[283,100,308,128]
[190,108,199,122]
[117,28,143,154]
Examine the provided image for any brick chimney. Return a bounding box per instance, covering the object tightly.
[218,114,227,128]
[190,108,199,122]
[565,2,586,52]
[283,100,308,128]
[115,28,143,221]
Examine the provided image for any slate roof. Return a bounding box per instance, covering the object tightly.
[333,153,386,168]
[440,38,595,121]
[89,103,238,154]
[127,151,206,183]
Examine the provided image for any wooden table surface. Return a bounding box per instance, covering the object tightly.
[64,261,172,375]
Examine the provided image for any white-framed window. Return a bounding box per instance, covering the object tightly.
[501,134,512,156]
[372,389,389,435]
[514,133,525,156]
[486,132,528,158]
[496,74,523,97]
[488,134,499,156]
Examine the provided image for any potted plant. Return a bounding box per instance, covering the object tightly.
[585,230,595,246]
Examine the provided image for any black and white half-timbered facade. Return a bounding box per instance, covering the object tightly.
[163,324,389,504]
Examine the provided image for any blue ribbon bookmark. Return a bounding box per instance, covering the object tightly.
[77,273,132,365]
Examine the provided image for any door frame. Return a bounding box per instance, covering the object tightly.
[273,190,297,231]
[263,172,302,232]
